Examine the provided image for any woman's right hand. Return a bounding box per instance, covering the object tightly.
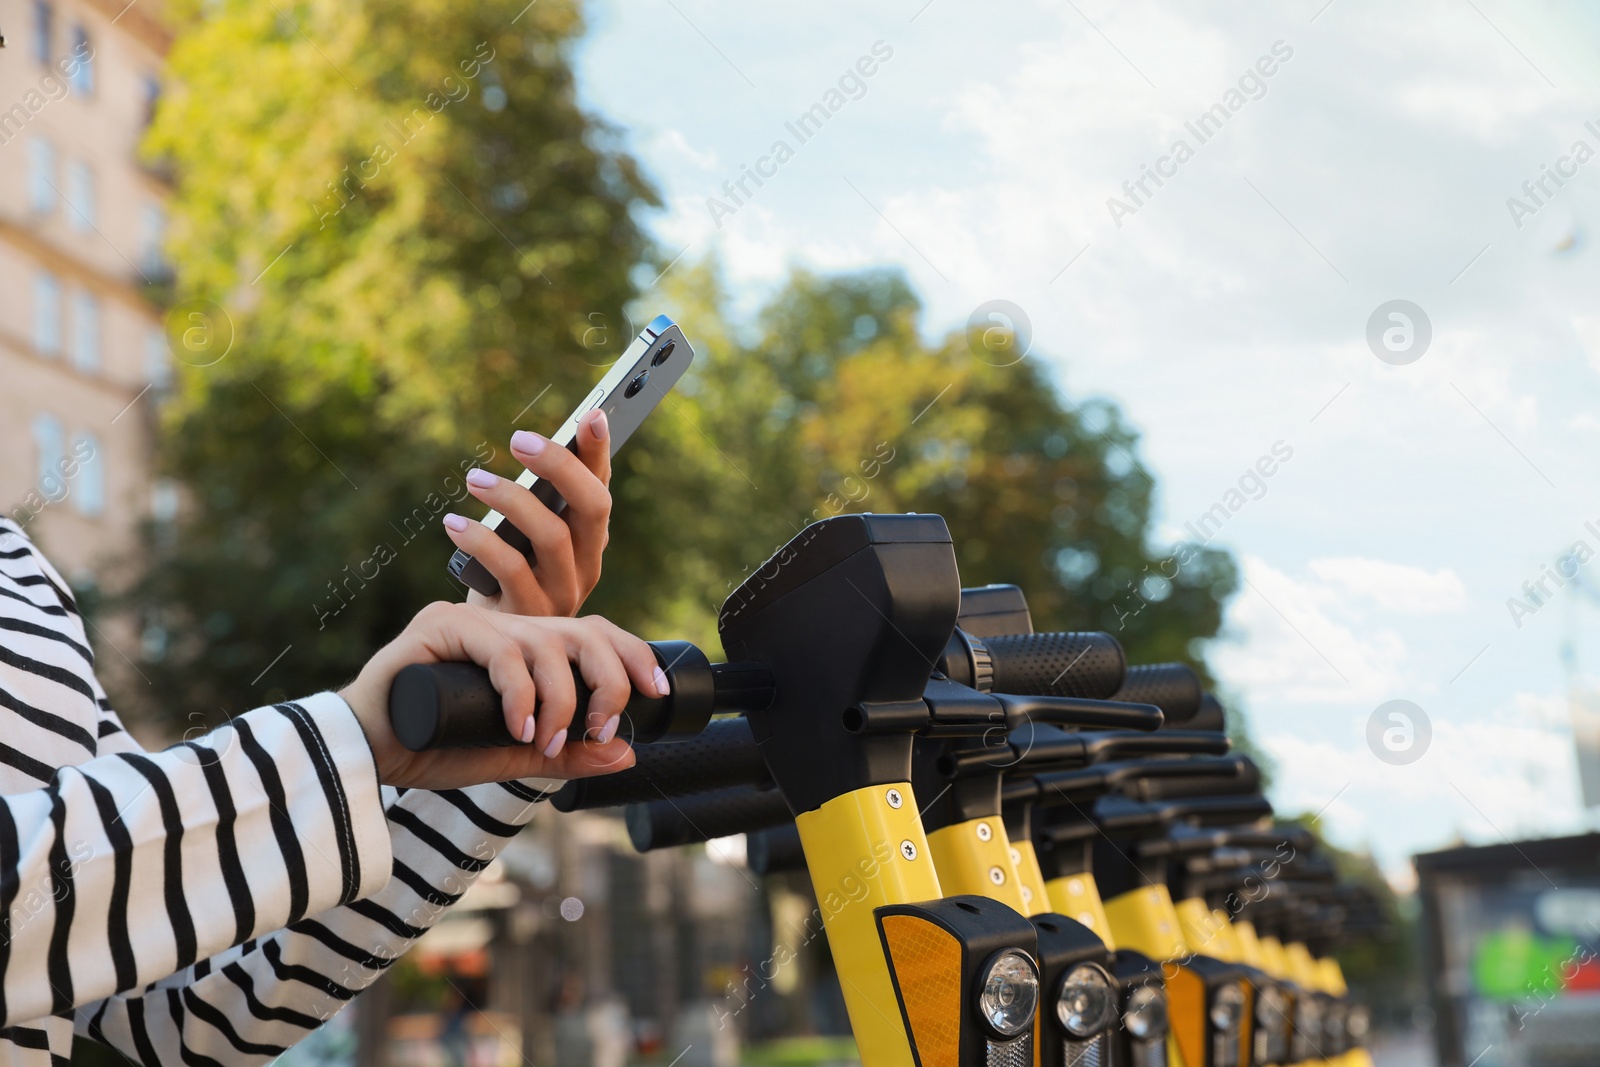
[338,602,669,790]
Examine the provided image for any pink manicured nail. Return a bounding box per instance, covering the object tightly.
[520,716,536,744]
[465,468,496,488]
[443,513,469,532]
[598,715,620,744]
[511,430,547,455]
[653,667,670,697]
[590,410,609,439]
[542,730,566,759]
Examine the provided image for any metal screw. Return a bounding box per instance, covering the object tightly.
[975,822,993,842]
[988,866,1006,886]
[900,840,918,861]
[886,788,904,809]
[1008,847,1022,866]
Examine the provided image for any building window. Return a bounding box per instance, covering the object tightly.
[144,328,172,389]
[139,204,166,274]
[69,25,93,94]
[64,160,94,229]
[34,273,62,356]
[150,479,179,524]
[32,414,65,500]
[70,290,100,373]
[73,433,104,517]
[32,1,52,65]
[27,138,55,213]
[142,74,161,127]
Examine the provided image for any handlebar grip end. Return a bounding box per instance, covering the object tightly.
[390,662,510,752]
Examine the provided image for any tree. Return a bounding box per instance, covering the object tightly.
[587,261,1239,681]
[132,0,656,721]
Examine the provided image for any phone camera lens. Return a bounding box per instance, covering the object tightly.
[624,370,650,398]
[650,341,675,367]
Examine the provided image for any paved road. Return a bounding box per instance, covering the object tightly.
[1372,1031,1435,1067]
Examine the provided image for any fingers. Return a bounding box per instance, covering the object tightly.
[409,602,539,743]
[510,428,611,593]
[441,511,560,614]
[557,616,667,746]
[521,630,577,759]
[367,605,656,789]
[574,410,612,487]
[449,472,576,612]
[569,628,631,743]
[595,616,670,702]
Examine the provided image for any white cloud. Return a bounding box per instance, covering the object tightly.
[650,128,719,170]
[1307,556,1468,614]
[1393,77,1562,143]
[1212,555,1409,705]
[1573,315,1600,378]
[1262,693,1584,879]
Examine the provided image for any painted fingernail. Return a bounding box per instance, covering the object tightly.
[520,715,536,744]
[465,467,496,488]
[511,430,546,455]
[542,729,567,760]
[443,513,469,532]
[591,410,609,439]
[598,715,620,744]
[653,666,670,697]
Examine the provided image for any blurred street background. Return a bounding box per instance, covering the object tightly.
[10,0,1600,1064]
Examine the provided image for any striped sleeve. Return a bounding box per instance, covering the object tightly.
[76,779,556,1065]
[0,692,392,1031]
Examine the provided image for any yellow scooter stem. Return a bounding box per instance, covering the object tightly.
[794,783,942,1067]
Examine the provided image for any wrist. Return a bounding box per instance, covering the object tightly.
[340,679,401,784]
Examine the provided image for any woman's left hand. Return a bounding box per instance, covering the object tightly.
[444,409,611,617]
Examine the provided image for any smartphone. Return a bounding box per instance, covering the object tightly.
[448,313,695,596]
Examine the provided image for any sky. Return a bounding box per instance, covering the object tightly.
[571,0,1600,884]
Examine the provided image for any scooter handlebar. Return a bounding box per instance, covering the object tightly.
[388,641,773,752]
[550,716,769,811]
[625,784,793,851]
[1112,663,1203,723]
[983,631,1127,699]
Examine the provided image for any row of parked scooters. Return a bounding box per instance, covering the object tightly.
[392,512,1384,1067]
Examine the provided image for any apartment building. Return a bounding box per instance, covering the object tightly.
[0,0,169,602]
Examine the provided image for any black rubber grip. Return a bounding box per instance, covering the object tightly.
[625,785,793,851]
[1189,692,1225,731]
[389,661,650,751]
[1113,663,1202,723]
[1125,757,1259,801]
[985,631,1125,699]
[749,823,806,875]
[388,640,741,752]
[550,717,767,811]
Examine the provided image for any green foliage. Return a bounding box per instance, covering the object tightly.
[590,261,1239,678]
[129,0,1238,728]
[132,0,654,715]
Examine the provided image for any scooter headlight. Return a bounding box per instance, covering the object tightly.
[976,949,1040,1038]
[1056,963,1116,1037]
[1255,983,1289,1026]
[1209,980,1247,1033]
[1123,984,1169,1040]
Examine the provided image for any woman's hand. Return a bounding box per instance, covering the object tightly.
[339,601,668,790]
[444,410,611,617]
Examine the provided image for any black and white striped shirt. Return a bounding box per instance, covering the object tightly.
[0,518,552,1065]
